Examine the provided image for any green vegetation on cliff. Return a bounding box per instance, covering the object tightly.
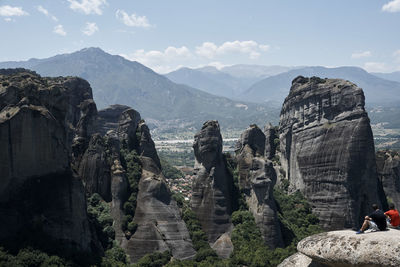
[120,149,142,238]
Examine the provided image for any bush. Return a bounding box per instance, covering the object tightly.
[133,250,171,267]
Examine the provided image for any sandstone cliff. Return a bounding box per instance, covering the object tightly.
[191,120,235,258]
[376,150,400,208]
[279,76,385,230]
[120,120,196,262]
[279,230,400,267]
[77,104,195,262]
[0,69,98,257]
[236,124,283,248]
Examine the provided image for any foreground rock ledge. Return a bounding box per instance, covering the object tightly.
[280,230,400,267]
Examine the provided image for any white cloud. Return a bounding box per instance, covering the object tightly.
[53,25,67,36]
[394,50,400,57]
[37,5,58,21]
[351,51,371,59]
[116,9,151,28]
[382,0,400,12]
[363,62,387,72]
[122,46,192,73]
[0,5,28,17]
[68,0,107,15]
[195,40,269,59]
[4,17,12,22]
[207,61,230,70]
[82,22,99,36]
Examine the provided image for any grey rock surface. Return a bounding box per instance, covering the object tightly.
[278,252,327,267]
[297,230,400,267]
[376,150,400,208]
[279,76,385,230]
[191,120,234,258]
[264,123,278,160]
[236,125,283,248]
[0,70,97,255]
[122,127,195,262]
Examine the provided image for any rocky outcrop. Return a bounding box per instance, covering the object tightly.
[376,150,400,208]
[279,76,385,230]
[0,70,98,256]
[80,105,195,262]
[0,69,195,263]
[191,120,235,258]
[264,123,278,160]
[280,230,400,267]
[121,120,195,262]
[236,124,283,248]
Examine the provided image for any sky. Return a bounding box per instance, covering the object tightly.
[0,0,400,73]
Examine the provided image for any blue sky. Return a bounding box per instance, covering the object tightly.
[0,0,400,73]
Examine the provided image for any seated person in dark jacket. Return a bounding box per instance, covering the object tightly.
[356,204,387,234]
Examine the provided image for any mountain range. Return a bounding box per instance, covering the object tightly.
[167,65,400,106]
[165,65,297,98]
[0,48,278,133]
[242,66,400,105]
[1,48,400,133]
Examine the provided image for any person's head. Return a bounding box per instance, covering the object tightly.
[372,204,379,210]
[389,203,395,210]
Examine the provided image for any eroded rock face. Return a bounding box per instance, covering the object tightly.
[295,230,400,267]
[89,106,195,262]
[279,76,385,230]
[264,123,277,160]
[236,125,283,248]
[121,122,195,262]
[0,70,97,255]
[376,150,400,208]
[191,120,234,258]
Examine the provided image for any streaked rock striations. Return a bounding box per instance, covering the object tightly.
[236,124,283,248]
[79,104,195,262]
[121,120,196,262]
[191,120,235,258]
[376,150,400,208]
[0,69,98,256]
[279,76,385,230]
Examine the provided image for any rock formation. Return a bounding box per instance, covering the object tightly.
[235,124,283,248]
[279,76,385,230]
[376,150,400,208]
[264,123,278,160]
[0,69,98,257]
[0,69,195,263]
[279,230,400,267]
[78,104,195,262]
[120,120,196,262]
[191,120,235,258]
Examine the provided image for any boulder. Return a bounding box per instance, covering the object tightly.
[191,120,235,258]
[278,252,326,267]
[279,76,385,230]
[236,124,283,248]
[296,230,400,267]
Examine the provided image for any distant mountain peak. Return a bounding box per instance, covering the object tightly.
[78,47,105,53]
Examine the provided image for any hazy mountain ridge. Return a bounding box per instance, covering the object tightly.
[241,66,400,105]
[372,71,400,83]
[165,65,298,99]
[0,48,279,132]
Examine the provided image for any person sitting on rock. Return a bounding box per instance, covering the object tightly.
[356,204,387,234]
[384,203,400,228]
